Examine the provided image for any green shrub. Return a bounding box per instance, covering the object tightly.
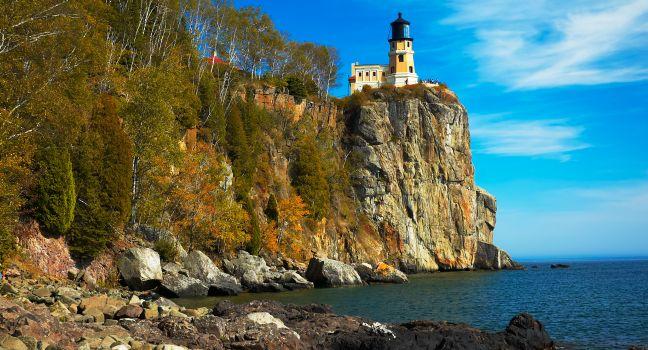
[154,238,179,262]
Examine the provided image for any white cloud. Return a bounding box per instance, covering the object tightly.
[471,114,589,160]
[443,0,648,89]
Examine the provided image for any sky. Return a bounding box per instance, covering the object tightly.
[236,0,648,259]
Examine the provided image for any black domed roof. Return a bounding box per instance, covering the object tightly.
[389,12,412,42]
[391,12,410,25]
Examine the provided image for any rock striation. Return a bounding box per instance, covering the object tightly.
[342,87,517,271]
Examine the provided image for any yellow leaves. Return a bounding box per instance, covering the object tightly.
[166,142,249,254]
[278,195,309,234]
[267,194,309,260]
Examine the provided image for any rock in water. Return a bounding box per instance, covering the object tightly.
[371,263,408,283]
[183,251,242,295]
[504,313,555,349]
[158,273,209,298]
[117,248,163,290]
[305,258,363,287]
[474,242,523,270]
[550,264,570,269]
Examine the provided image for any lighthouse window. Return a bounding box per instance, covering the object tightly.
[398,54,404,62]
[372,71,376,77]
[390,66,395,73]
[365,71,369,77]
[409,66,413,73]
[407,42,410,48]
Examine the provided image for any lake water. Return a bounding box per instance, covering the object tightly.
[176,259,648,349]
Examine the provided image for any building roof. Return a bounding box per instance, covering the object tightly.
[391,12,410,26]
[353,64,389,68]
[205,54,227,65]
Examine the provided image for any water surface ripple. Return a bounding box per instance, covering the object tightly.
[176,260,648,349]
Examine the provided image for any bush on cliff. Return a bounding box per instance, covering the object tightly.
[33,142,76,236]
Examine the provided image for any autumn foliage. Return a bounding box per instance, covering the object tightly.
[166,143,249,255]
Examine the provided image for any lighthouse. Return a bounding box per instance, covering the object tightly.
[349,13,419,93]
[387,13,418,86]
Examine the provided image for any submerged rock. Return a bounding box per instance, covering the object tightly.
[550,264,570,269]
[117,248,163,290]
[305,257,363,287]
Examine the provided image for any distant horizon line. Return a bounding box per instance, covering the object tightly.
[512,255,648,262]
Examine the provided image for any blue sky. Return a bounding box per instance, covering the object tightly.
[237,0,648,259]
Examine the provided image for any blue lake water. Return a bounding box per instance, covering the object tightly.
[176,259,648,349]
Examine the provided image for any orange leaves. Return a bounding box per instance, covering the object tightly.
[268,194,309,260]
[278,195,309,235]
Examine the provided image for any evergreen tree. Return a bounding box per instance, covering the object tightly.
[226,104,254,196]
[264,194,279,222]
[68,96,132,258]
[33,142,76,235]
[245,196,262,255]
[292,135,331,219]
[286,76,307,103]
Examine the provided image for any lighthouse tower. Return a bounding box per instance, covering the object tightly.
[348,13,419,93]
[387,12,418,86]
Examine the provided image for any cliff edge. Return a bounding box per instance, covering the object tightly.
[341,86,519,271]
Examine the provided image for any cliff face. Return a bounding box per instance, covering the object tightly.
[341,87,517,271]
[242,85,517,272]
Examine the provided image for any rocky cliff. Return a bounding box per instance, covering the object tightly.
[340,86,518,271]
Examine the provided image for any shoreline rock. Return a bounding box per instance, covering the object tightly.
[0,268,556,350]
[305,257,363,287]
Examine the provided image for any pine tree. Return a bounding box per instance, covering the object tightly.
[33,142,76,235]
[226,105,254,196]
[68,96,132,258]
[292,135,331,219]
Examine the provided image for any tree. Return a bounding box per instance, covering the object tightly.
[0,109,33,262]
[286,76,306,103]
[292,135,331,219]
[276,195,309,259]
[67,95,132,258]
[33,142,76,235]
[122,62,184,226]
[225,104,254,196]
[167,143,249,254]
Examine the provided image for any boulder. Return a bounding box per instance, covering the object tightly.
[246,312,287,329]
[305,258,363,287]
[353,263,374,281]
[474,242,523,270]
[208,282,243,296]
[183,251,241,295]
[162,262,188,276]
[158,273,209,298]
[224,251,270,290]
[118,248,163,290]
[114,305,144,319]
[139,225,188,260]
[278,271,313,290]
[370,263,408,284]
